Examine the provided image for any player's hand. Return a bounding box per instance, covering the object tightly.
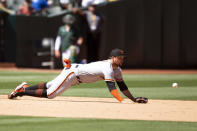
[55,50,60,58]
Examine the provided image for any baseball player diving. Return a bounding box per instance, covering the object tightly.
[8,49,148,103]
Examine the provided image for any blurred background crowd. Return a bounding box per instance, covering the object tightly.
[0,0,119,68]
[0,0,117,16]
[0,0,197,69]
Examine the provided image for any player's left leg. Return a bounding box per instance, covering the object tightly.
[8,82,48,99]
[62,50,71,67]
[8,82,28,99]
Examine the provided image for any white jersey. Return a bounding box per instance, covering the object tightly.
[73,60,123,83]
[46,60,123,99]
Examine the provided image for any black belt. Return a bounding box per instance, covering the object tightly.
[76,76,82,83]
[75,65,79,68]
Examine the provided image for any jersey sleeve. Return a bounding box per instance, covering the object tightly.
[103,63,115,82]
[114,67,123,82]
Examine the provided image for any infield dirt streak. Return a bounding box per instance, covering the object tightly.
[0,95,197,122]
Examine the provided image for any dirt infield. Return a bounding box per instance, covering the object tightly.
[0,95,197,122]
[1,68,197,122]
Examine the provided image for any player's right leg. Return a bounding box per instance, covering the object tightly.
[47,69,77,99]
[8,68,78,99]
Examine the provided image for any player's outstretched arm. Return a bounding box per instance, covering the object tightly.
[105,81,123,102]
[116,81,136,102]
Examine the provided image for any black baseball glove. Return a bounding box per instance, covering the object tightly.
[135,97,148,104]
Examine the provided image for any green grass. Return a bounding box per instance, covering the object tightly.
[0,116,197,131]
[0,70,197,100]
[1,70,197,130]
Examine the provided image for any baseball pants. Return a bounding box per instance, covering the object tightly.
[46,68,78,99]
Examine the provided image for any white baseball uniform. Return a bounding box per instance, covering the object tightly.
[46,60,123,99]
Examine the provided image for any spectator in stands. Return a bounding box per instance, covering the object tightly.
[59,0,69,9]
[17,0,34,16]
[0,0,6,7]
[55,14,83,67]
[86,4,104,62]
[73,4,104,62]
[32,0,49,15]
[2,0,25,13]
[0,0,15,14]
[59,0,82,10]
[81,0,107,7]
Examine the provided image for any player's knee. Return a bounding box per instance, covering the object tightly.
[47,94,57,99]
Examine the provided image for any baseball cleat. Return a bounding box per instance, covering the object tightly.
[8,82,28,99]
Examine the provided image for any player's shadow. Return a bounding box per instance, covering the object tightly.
[13,97,119,104]
[52,99,118,104]
[6,97,134,104]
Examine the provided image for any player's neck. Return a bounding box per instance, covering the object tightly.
[110,59,118,70]
[112,64,118,70]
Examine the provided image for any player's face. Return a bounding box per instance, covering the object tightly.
[114,56,124,66]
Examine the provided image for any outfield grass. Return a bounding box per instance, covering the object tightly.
[1,70,197,130]
[0,116,197,131]
[0,70,197,100]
